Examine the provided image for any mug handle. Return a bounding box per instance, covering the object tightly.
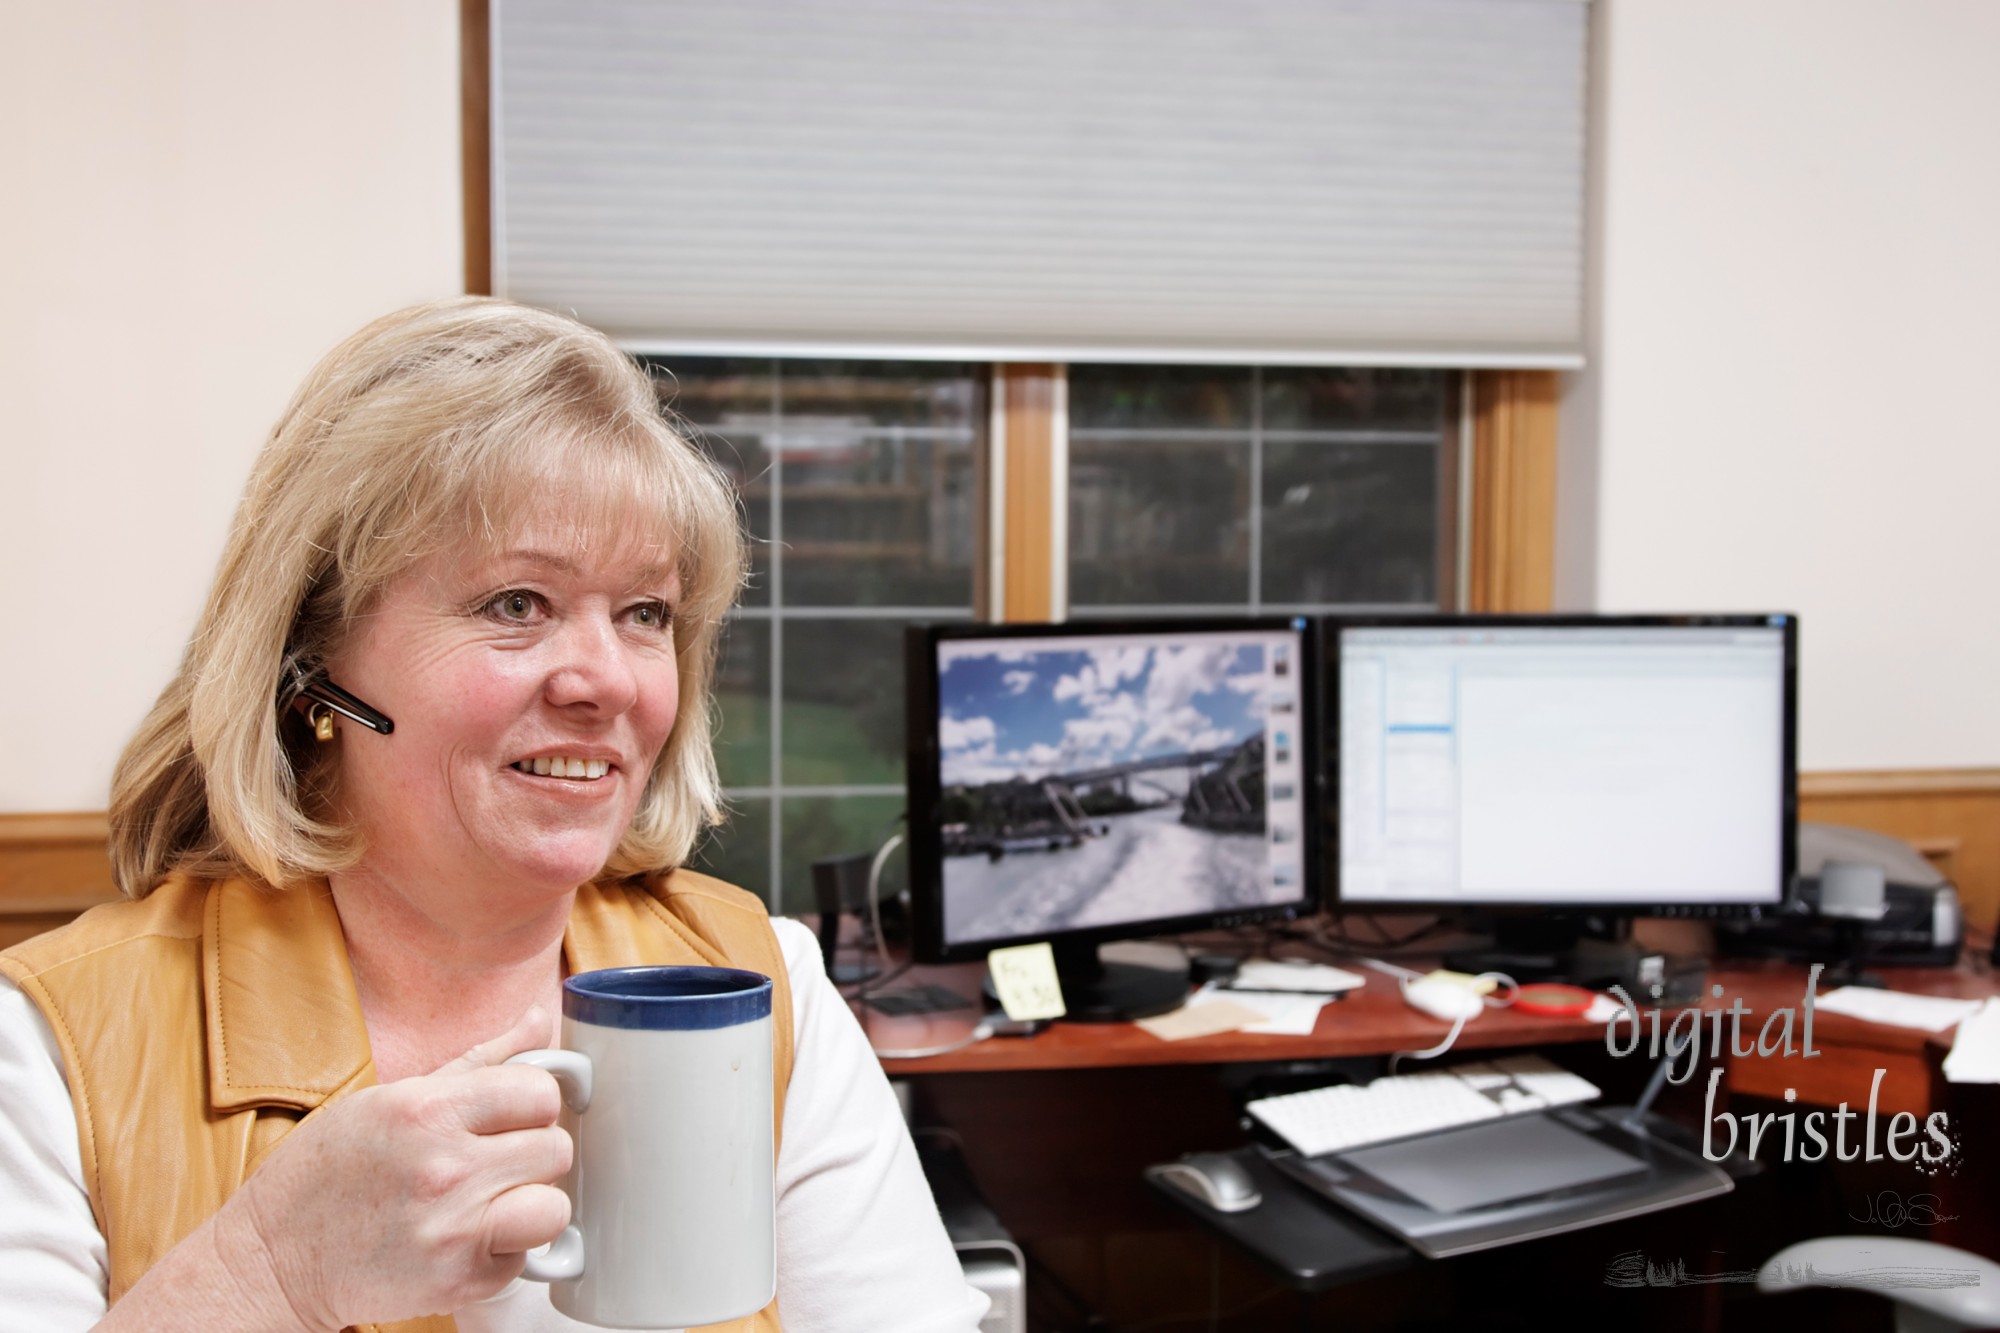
[507,1048,593,1112]
[504,1049,592,1283]
[520,1224,586,1282]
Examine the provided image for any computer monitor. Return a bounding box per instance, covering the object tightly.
[1328,614,1796,982]
[904,616,1320,1020]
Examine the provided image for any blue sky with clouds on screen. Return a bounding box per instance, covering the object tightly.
[937,641,1267,787]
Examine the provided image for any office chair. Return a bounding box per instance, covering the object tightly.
[1758,1236,2000,1332]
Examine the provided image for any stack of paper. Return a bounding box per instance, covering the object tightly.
[1814,986,1985,1032]
[1134,984,1339,1041]
[1225,959,1367,995]
[1944,998,2000,1084]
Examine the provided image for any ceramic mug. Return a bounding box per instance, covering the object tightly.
[507,965,776,1329]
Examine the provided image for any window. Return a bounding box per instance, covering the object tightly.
[648,359,985,914]
[1068,366,1456,615]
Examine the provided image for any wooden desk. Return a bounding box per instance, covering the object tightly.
[873,954,1998,1118]
[1705,957,1997,1117]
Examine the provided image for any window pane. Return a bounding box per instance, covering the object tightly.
[779,430,977,608]
[1070,365,1251,430]
[780,619,906,787]
[1069,364,1448,612]
[653,356,777,423]
[778,360,981,428]
[1262,367,1444,432]
[778,795,907,918]
[691,797,771,898]
[650,357,774,608]
[1068,437,1251,607]
[1260,442,1440,606]
[710,618,771,789]
[774,361,978,609]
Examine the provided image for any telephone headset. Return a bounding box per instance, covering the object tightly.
[284,663,395,736]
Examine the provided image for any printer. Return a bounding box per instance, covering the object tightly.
[1717,823,1962,967]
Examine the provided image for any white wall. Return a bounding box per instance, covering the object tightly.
[0,2,462,812]
[1559,0,2000,771]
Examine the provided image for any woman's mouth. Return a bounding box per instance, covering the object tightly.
[510,756,612,781]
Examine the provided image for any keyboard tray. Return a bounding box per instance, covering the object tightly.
[1268,1107,1732,1259]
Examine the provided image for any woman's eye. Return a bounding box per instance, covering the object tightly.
[629,600,674,629]
[487,590,542,622]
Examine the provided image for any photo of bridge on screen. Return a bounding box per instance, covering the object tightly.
[934,633,1305,944]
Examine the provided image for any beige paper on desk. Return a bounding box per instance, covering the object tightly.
[1137,996,1265,1041]
[1193,981,1332,1036]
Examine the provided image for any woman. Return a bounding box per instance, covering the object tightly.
[0,299,988,1332]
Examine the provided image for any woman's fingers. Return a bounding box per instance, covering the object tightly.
[457,1122,573,1205]
[445,1064,567,1136]
[484,1182,573,1257]
[431,1004,554,1077]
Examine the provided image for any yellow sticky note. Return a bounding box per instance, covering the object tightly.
[987,943,1067,1021]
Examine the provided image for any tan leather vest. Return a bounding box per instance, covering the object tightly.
[0,870,794,1333]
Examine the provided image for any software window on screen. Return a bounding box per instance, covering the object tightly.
[1340,626,1786,906]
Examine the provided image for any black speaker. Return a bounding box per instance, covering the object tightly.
[810,852,882,985]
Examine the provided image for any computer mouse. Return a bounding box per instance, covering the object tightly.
[1157,1152,1263,1212]
[1403,977,1486,1022]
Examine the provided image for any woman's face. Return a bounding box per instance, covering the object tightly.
[325,523,684,910]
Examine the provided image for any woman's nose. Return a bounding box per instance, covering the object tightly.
[544,617,642,714]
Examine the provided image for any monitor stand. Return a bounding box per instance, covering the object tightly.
[1444,915,1642,989]
[984,938,1191,1023]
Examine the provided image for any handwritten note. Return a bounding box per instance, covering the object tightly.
[987,943,1067,1021]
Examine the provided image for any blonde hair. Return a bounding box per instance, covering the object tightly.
[109,298,745,896]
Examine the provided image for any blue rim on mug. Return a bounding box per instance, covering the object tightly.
[563,965,773,1030]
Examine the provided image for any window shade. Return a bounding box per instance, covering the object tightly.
[492,0,1588,367]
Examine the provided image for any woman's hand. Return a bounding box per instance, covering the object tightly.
[210,1005,573,1330]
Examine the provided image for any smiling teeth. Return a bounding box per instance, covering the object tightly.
[513,758,610,780]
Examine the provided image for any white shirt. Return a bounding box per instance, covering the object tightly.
[0,917,988,1333]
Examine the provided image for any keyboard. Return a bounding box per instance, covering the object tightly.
[1245,1054,1602,1158]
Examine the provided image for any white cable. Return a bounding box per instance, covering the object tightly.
[1353,954,1426,983]
[1389,1011,1470,1074]
[864,831,904,973]
[1386,970,1516,1072]
[854,827,990,1060]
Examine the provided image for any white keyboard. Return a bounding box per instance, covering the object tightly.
[1245,1054,1602,1158]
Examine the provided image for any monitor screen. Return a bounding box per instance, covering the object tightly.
[905,617,1319,962]
[1332,615,1795,914]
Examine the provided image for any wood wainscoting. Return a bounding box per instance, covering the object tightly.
[0,813,120,951]
[1799,769,2000,931]
[3,770,1996,948]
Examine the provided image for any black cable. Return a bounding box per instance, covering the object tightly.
[1310,912,1446,952]
[841,958,913,1000]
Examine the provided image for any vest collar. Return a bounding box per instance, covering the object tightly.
[200,875,720,1113]
[202,877,374,1113]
